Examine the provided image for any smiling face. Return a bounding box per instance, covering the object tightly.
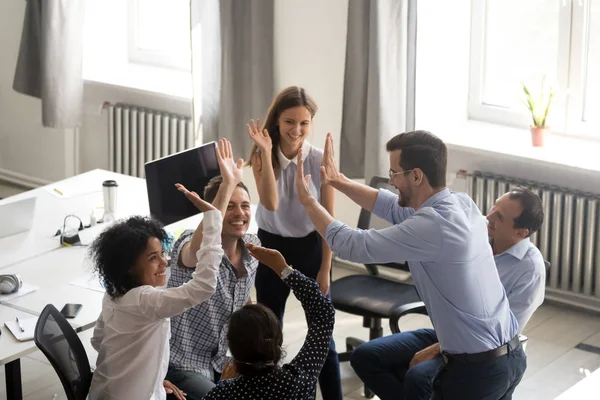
[222,186,252,240]
[487,193,529,242]
[131,237,169,287]
[277,106,312,154]
[388,150,415,208]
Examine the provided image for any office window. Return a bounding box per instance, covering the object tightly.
[128,0,191,71]
[469,0,599,137]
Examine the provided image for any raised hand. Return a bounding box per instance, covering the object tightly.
[175,183,218,213]
[216,138,243,186]
[320,132,343,186]
[247,119,273,154]
[245,243,288,276]
[295,148,315,206]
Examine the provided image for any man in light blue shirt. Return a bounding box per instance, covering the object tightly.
[350,187,546,400]
[294,131,526,399]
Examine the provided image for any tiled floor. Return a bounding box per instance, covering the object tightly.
[0,182,25,199]
[2,266,600,399]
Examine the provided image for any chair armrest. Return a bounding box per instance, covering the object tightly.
[389,301,428,334]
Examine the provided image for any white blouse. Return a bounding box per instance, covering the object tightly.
[88,210,224,400]
[256,140,324,238]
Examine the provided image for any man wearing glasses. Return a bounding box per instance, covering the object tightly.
[293,131,527,400]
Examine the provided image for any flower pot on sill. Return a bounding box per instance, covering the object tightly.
[530,126,549,147]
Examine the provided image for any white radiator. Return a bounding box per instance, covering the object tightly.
[106,103,194,178]
[464,171,600,312]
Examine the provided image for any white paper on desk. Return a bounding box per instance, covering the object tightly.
[70,275,105,293]
[0,283,38,302]
[4,316,37,341]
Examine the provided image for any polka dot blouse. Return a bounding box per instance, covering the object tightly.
[203,270,336,400]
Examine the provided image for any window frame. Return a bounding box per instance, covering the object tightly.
[468,0,599,139]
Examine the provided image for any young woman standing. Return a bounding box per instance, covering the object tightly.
[246,86,342,400]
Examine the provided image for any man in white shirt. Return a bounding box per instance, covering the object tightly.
[351,187,546,400]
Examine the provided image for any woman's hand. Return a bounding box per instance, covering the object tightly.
[245,243,289,276]
[295,148,316,206]
[175,184,218,213]
[164,380,186,400]
[216,138,243,186]
[320,132,344,187]
[247,119,273,154]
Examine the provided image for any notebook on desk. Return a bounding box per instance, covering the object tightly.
[5,316,37,341]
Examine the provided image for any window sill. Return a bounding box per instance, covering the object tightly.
[83,62,193,101]
[438,121,600,174]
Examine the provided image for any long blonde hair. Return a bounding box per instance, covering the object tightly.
[246,86,318,170]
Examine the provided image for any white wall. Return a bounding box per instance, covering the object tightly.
[0,0,73,185]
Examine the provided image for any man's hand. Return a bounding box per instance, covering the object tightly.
[220,361,239,380]
[216,138,243,186]
[163,380,186,400]
[320,132,344,187]
[247,119,273,154]
[245,243,289,276]
[409,343,441,369]
[316,267,330,295]
[295,148,316,206]
[175,184,218,213]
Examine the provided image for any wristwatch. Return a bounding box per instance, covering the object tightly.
[280,265,294,279]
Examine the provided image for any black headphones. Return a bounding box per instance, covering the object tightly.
[0,274,23,294]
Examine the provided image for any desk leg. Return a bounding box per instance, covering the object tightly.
[6,359,23,400]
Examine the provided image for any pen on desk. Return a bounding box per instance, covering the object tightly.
[54,188,63,196]
[15,317,24,333]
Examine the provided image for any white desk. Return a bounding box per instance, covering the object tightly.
[0,169,259,399]
[0,169,149,270]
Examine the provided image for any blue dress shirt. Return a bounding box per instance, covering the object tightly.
[495,238,545,334]
[326,188,518,354]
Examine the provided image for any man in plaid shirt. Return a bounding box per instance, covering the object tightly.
[165,139,259,400]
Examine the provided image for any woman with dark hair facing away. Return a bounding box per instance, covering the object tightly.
[88,183,224,400]
[246,86,342,399]
[204,242,335,400]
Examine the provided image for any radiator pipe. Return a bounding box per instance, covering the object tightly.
[560,192,575,291]
[571,194,586,293]
[583,196,597,297]
[549,191,563,289]
[539,185,553,262]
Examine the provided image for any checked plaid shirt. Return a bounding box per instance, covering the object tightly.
[167,230,260,379]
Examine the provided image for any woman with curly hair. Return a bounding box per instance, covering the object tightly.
[88,186,223,400]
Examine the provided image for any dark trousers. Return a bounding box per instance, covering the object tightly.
[351,329,442,400]
[165,368,221,400]
[351,328,527,400]
[255,228,343,400]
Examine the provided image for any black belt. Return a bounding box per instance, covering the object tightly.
[442,335,520,364]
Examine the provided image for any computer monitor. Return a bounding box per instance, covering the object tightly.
[145,142,220,226]
[0,196,37,239]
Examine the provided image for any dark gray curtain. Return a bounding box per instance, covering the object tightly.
[13,0,84,129]
[192,0,274,160]
[340,0,415,180]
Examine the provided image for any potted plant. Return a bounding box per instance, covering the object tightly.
[521,76,554,147]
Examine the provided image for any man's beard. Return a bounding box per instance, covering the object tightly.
[397,189,411,207]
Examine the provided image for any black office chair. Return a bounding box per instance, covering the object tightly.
[330,176,421,398]
[34,304,92,400]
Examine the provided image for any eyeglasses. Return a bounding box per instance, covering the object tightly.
[389,169,415,179]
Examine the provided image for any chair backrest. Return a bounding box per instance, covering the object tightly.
[357,176,409,274]
[34,304,92,400]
